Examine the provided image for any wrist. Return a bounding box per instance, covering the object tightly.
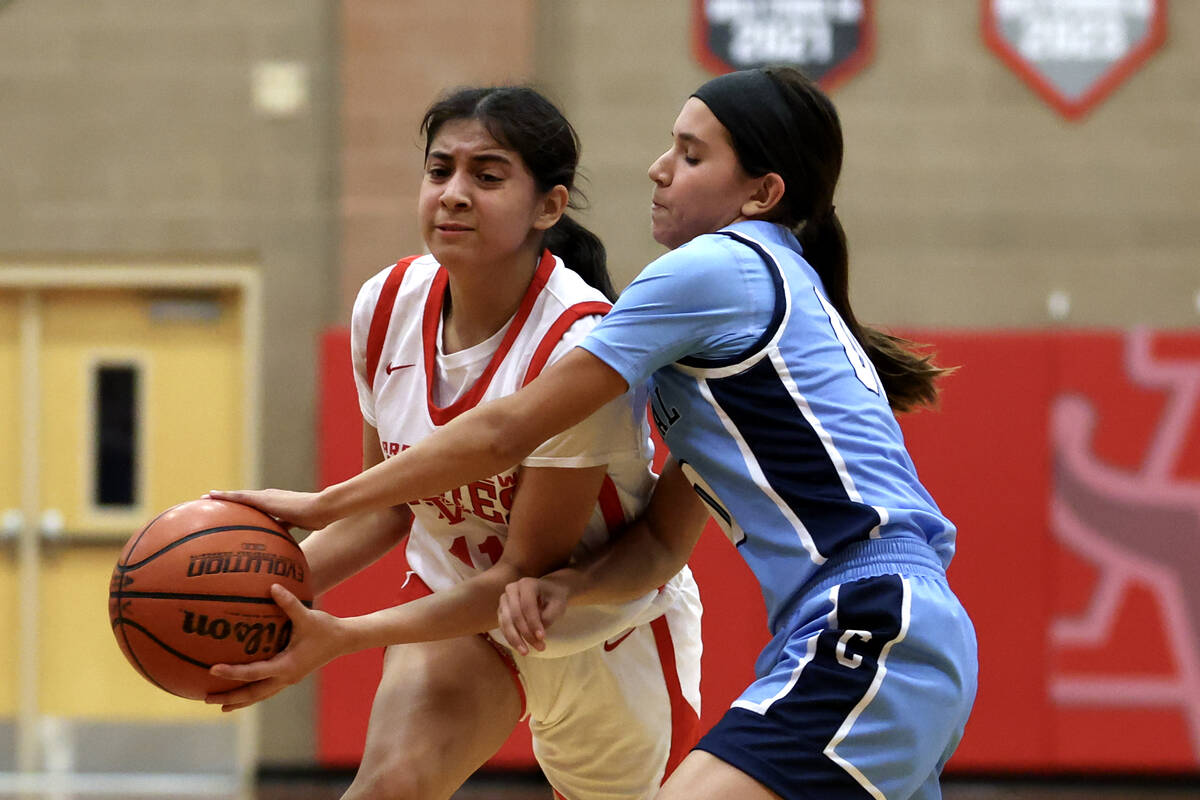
[542,569,583,606]
[340,613,386,654]
[314,484,349,529]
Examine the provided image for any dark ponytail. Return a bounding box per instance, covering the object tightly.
[421,86,615,301]
[544,214,615,300]
[754,66,952,412]
[797,210,950,412]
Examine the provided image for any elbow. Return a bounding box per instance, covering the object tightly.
[475,402,537,468]
[653,547,690,588]
[480,431,525,470]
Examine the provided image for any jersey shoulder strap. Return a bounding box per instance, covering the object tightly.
[521,301,612,386]
[365,255,421,392]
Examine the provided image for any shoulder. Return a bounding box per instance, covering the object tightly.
[621,232,776,317]
[645,232,749,275]
[525,260,614,372]
[722,222,820,289]
[640,232,774,290]
[541,256,612,314]
[353,254,438,314]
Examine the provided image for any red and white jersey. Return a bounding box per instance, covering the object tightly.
[351,250,680,657]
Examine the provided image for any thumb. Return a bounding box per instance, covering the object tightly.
[270,584,306,618]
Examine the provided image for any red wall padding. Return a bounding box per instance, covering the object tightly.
[315,327,1200,773]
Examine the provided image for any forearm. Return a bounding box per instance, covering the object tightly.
[300,506,411,596]
[313,350,628,526]
[319,398,531,523]
[544,519,692,608]
[539,457,710,609]
[338,560,525,652]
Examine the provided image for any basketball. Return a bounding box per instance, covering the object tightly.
[108,498,312,701]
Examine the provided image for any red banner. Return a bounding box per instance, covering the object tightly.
[901,328,1200,770]
[316,327,1200,772]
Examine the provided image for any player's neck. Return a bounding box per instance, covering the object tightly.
[441,251,538,353]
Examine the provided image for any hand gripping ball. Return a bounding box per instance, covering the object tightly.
[108,498,312,700]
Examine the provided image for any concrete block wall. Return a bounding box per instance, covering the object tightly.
[336,0,536,318]
[0,0,337,494]
[536,1,1200,329]
[0,0,338,764]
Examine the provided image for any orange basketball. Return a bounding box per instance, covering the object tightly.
[108,498,312,701]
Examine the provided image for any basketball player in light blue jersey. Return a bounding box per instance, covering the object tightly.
[214,66,977,800]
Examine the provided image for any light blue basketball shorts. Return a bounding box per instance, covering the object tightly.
[696,539,978,800]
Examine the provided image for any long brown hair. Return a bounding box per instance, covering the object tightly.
[752,67,953,412]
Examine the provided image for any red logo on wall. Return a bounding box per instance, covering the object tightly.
[692,0,875,90]
[1050,329,1200,764]
[982,0,1168,120]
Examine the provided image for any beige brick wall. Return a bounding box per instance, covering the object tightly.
[337,0,536,318]
[0,0,338,501]
[538,0,1200,328]
[0,0,339,765]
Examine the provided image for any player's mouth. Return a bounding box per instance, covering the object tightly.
[436,222,473,232]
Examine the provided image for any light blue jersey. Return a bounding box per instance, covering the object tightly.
[582,220,955,634]
[582,220,976,799]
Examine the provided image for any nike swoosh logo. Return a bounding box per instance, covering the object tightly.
[603,629,635,652]
[386,362,415,374]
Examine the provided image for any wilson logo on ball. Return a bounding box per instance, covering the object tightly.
[180,611,294,657]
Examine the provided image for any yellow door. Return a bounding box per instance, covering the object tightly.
[0,269,261,789]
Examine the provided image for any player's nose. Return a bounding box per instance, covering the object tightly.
[648,150,671,186]
[440,172,471,208]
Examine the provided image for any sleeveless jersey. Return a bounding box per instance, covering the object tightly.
[352,249,681,657]
[581,221,957,634]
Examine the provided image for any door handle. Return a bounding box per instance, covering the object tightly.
[38,509,64,544]
[1,508,20,547]
[31,508,133,549]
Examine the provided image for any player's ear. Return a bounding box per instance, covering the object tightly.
[740,172,786,219]
[533,185,569,231]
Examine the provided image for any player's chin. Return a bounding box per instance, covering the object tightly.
[650,223,684,250]
[427,237,478,263]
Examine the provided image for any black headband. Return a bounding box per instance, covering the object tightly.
[692,69,831,224]
[692,69,798,182]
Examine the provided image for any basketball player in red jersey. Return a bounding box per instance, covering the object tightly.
[206,87,703,800]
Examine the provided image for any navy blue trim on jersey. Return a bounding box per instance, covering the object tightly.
[705,357,882,558]
[678,458,738,538]
[696,575,907,799]
[677,231,786,369]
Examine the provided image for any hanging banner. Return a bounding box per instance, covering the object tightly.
[983,0,1167,120]
[692,0,875,90]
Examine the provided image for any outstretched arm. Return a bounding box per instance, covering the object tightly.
[300,422,412,596]
[331,462,607,649]
[210,348,629,530]
[207,462,608,711]
[498,457,710,654]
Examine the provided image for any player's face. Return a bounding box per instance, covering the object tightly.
[419,118,551,268]
[648,97,763,250]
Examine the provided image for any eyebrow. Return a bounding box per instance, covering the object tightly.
[427,149,514,166]
[674,132,705,147]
